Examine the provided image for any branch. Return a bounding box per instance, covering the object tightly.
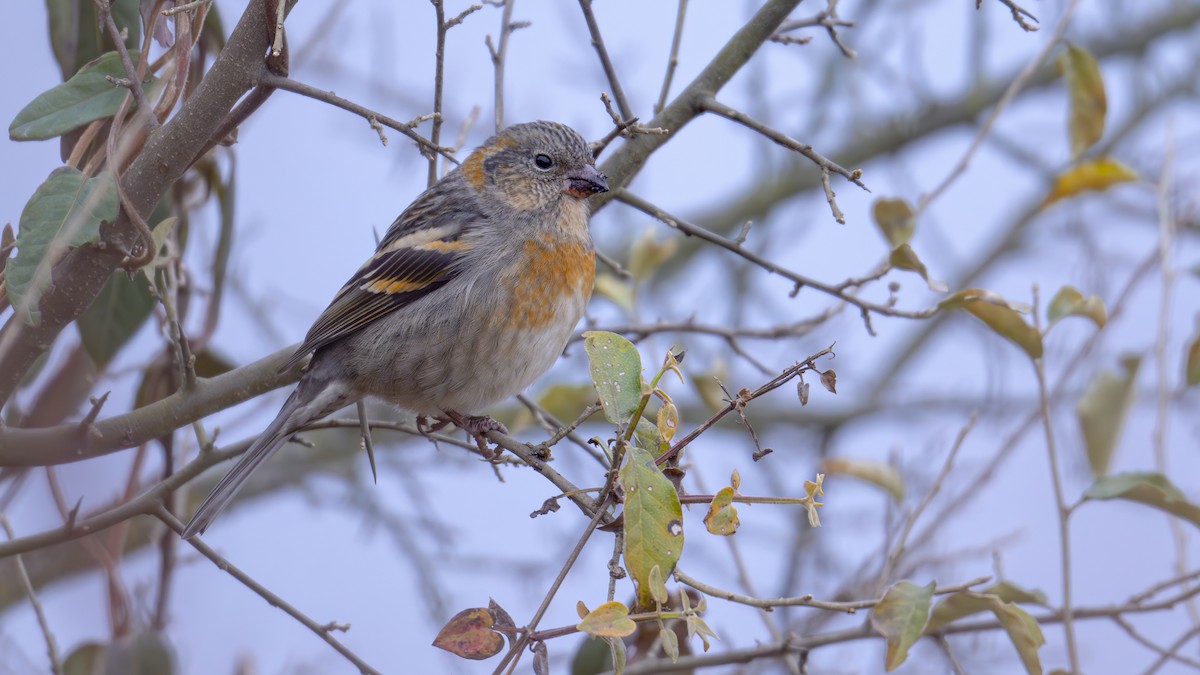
[676,568,990,613]
[153,505,382,675]
[0,0,282,405]
[259,74,455,164]
[0,345,301,467]
[614,189,935,321]
[593,0,804,212]
[577,0,633,121]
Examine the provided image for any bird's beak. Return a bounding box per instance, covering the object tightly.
[564,164,610,199]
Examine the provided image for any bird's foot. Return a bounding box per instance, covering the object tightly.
[442,410,508,458]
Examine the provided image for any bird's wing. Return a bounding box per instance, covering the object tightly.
[281,182,484,370]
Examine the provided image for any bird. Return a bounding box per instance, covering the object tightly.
[181,121,609,538]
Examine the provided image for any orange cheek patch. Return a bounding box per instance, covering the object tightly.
[461,136,518,192]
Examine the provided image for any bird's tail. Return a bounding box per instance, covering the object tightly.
[181,374,354,539]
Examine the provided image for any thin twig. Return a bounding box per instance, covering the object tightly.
[615,190,934,322]
[877,413,977,590]
[260,74,456,164]
[0,516,63,675]
[655,0,689,114]
[918,0,1081,215]
[491,497,612,674]
[486,0,516,132]
[1153,125,1199,626]
[1031,287,1080,673]
[577,0,633,121]
[675,568,990,613]
[97,0,157,129]
[698,96,866,196]
[154,505,382,675]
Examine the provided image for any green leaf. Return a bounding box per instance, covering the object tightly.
[661,626,680,662]
[63,642,106,675]
[1059,43,1106,160]
[576,601,637,638]
[939,289,1043,360]
[77,270,155,369]
[583,331,645,429]
[925,591,997,632]
[991,602,1046,675]
[1084,472,1200,529]
[46,0,142,82]
[621,444,684,609]
[11,51,156,141]
[1076,355,1140,477]
[986,580,1048,607]
[1047,285,1106,328]
[102,632,176,675]
[570,637,614,675]
[869,580,935,671]
[703,486,740,535]
[872,197,916,248]
[8,167,119,324]
[821,457,905,502]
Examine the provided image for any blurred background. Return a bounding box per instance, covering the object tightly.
[2,0,1199,673]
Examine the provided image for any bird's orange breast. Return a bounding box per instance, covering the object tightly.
[502,233,595,330]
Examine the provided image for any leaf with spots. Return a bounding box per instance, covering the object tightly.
[870,580,934,671]
[584,331,645,431]
[621,444,684,609]
[703,486,740,535]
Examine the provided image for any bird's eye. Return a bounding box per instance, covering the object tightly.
[534,154,554,171]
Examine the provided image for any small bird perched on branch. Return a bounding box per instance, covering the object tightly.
[182,121,609,538]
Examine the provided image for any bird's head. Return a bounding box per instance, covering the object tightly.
[461,120,609,213]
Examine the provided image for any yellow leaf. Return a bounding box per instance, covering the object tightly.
[1059,43,1106,159]
[702,486,740,535]
[628,227,678,281]
[593,273,635,312]
[1047,285,1106,329]
[577,601,637,638]
[889,244,941,292]
[822,458,905,502]
[872,197,916,248]
[1043,157,1138,207]
[939,289,1043,360]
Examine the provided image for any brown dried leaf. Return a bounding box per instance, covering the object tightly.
[432,607,505,660]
